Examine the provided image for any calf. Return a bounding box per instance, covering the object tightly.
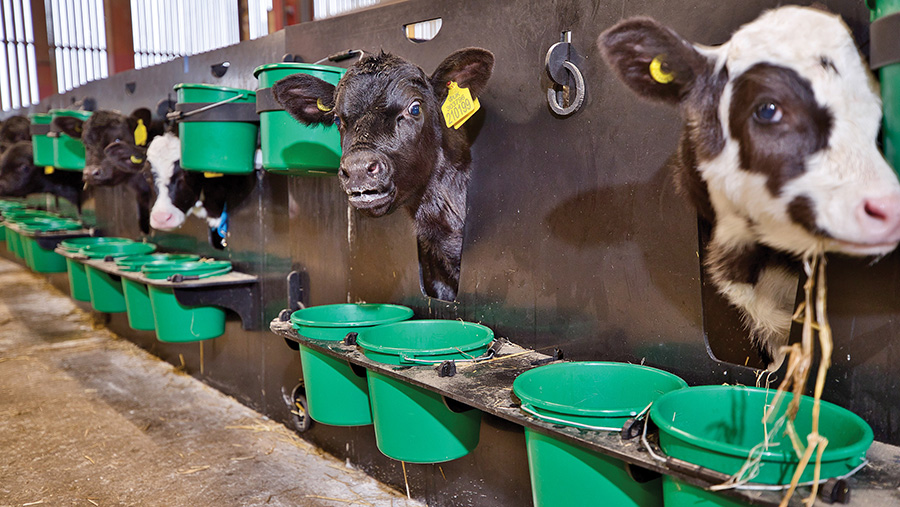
[0,141,82,205]
[274,48,494,300]
[106,132,248,248]
[600,6,900,369]
[0,115,31,153]
[54,108,164,233]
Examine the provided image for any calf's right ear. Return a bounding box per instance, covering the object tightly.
[104,141,147,173]
[598,17,713,104]
[53,116,84,139]
[273,74,336,126]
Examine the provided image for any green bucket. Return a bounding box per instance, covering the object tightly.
[290,303,414,426]
[650,385,873,506]
[872,0,900,175]
[50,109,92,170]
[29,113,54,167]
[81,242,156,313]
[141,260,232,342]
[253,63,345,175]
[356,320,493,463]
[513,362,687,507]
[0,224,5,241]
[174,84,258,174]
[116,254,200,331]
[18,218,81,272]
[60,237,133,302]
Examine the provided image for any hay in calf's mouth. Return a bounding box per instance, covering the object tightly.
[711,248,833,507]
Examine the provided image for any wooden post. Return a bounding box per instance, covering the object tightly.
[29,0,54,99]
[104,0,135,75]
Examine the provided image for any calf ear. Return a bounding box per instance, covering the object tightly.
[599,17,713,104]
[430,48,494,102]
[273,74,336,126]
[104,141,147,173]
[130,107,152,126]
[53,117,84,139]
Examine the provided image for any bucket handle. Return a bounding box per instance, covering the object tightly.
[166,266,232,282]
[520,403,636,432]
[166,94,248,121]
[398,340,499,365]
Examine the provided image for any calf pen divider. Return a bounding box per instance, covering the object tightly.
[270,317,900,506]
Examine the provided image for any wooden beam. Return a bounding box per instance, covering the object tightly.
[104,0,134,75]
[29,0,54,99]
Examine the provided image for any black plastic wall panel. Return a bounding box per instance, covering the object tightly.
[4,1,897,504]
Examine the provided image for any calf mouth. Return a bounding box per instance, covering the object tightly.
[827,237,900,257]
[347,186,396,216]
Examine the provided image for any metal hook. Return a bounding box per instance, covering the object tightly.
[547,60,585,116]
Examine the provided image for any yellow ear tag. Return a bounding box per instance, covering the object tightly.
[203,172,224,179]
[316,98,333,112]
[441,81,480,129]
[130,155,144,165]
[134,119,148,147]
[649,55,675,84]
[44,166,54,175]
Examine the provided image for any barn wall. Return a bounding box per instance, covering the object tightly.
[3,1,894,504]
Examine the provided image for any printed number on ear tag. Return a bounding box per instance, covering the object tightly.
[441,81,480,129]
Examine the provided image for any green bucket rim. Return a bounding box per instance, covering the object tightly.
[49,109,93,120]
[356,319,494,358]
[253,62,347,78]
[116,253,201,271]
[80,242,157,259]
[141,259,232,278]
[29,113,51,123]
[650,385,874,464]
[290,303,414,329]
[174,83,257,97]
[17,218,81,232]
[513,361,688,419]
[59,237,133,252]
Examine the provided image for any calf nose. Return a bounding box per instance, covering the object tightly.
[339,152,387,188]
[858,195,900,242]
[83,165,104,181]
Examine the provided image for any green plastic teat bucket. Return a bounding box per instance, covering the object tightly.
[29,113,54,167]
[141,259,232,342]
[116,254,200,331]
[290,303,413,426]
[49,109,92,170]
[871,0,900,175]
[253,63,345,175]
[81,242,156,313]
[513,362,688,507]
[18,218,81,273]
[650,385,873,506]
[59,237,133,302]
[174,84,258,174]
[356,320,493,463]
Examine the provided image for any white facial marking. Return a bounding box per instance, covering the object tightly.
[146,133,185,230]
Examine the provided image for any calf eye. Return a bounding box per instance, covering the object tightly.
[754,102,783,124]
[333,116,342,128]
[408,101,421,116]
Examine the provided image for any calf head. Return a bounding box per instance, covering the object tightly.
[0,115,31,153]
[55,108,153,186]
[600,6,900,368]
[136,133,201,230]
[0,141,82,204]
[273,48,494,217]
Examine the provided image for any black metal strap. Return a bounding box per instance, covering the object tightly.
[174,102,260,123]
[30,124,51,136]
[255,88,283,113]
[871,12,900,70]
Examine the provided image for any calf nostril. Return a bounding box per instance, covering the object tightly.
[339,167,349,179]
[367,162,381,175]
[865,199,890,221]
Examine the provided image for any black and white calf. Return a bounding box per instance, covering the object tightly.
[274,48,494,300]
[600,6,900,368]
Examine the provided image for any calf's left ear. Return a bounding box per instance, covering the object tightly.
[430,48,494,101]
[53,116,84,139]
[273,74,336,126]
[104,141,147,173]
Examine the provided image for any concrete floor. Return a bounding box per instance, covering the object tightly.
[0,258,422,507]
